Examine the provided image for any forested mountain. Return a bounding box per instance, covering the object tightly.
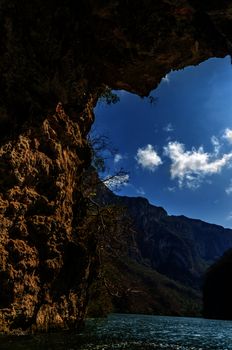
[87,185,232,317]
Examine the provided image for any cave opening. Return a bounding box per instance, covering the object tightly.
[93,56,232,229]
[2,0,232,335]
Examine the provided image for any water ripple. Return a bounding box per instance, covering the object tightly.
[0,314,232,349]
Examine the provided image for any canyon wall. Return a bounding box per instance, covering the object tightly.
[0,0,232,332]
[87,185,232,317]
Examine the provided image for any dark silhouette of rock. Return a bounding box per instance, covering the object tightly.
[203,249,232,320]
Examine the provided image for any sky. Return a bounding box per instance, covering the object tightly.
[93,56,232,228]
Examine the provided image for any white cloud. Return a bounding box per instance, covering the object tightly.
[114,153,123,163]
[225,180,232,195]
[135,144,162,172]
[167,186,176,192]
[136,187,145,196]
[164,141,232,189]
[223,128,232,144]
[163,123,174,133]
[211,136,221,156]
[226,211,232,221]
[104,173,129,191]
[162,74,170,84]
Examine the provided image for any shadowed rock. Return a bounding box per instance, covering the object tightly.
[0,0,232,333]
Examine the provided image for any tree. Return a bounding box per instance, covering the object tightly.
[78,132,132,311]
[87,132,129,191]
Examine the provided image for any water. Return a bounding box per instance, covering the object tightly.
[0,314,232,350]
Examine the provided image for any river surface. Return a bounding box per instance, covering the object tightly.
[1,314,232,350]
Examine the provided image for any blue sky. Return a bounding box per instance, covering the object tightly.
[93,56,232,228]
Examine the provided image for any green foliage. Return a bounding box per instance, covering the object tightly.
[86,278,113,317]
[87,253,202,317]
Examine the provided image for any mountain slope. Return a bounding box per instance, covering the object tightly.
[87,186,232,317]
[1,0,232,333]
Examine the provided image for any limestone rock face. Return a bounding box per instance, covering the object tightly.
[0,0,232,333]
[0,106,97,333]
[0,0,231,136]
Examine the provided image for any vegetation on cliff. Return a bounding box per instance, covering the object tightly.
[85,179,232,317]
[1,0,232,333]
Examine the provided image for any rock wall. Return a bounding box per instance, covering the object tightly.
[0,0,231,136]
[203,248,232,320]
[87,184,232,317]
[0,104,98,333]
[0,0,232,333]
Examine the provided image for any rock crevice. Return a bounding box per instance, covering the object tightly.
[0,105,96,333]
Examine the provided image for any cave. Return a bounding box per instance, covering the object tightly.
[0,0,232,333]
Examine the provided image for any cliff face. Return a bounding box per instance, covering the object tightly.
[1,0,232,333]
[0,105,98,333]
[88,187,232,317]
[0,0,231,137]
[123,197,232,288]
[203,249,232,320]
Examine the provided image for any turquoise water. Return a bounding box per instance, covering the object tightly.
[1,314,232,349]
